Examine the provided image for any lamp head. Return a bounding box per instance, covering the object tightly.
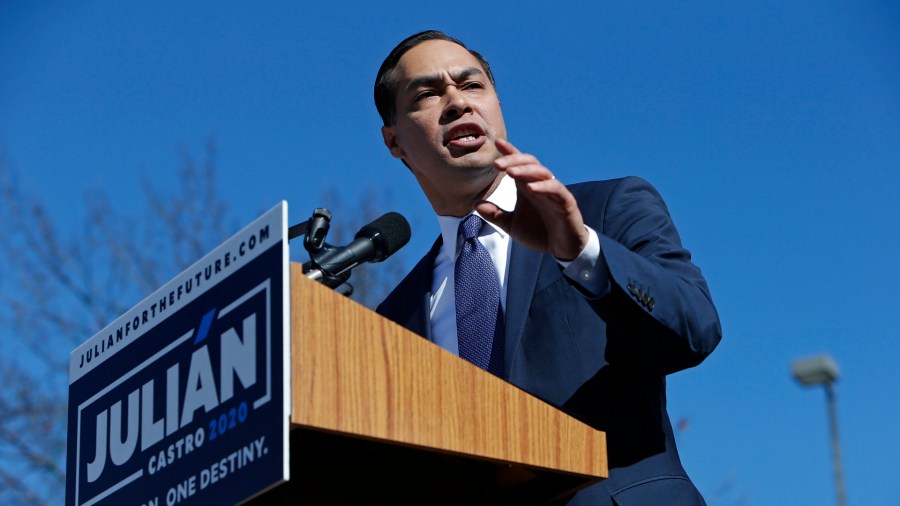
[792,355,840,386]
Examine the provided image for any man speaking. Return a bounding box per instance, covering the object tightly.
[375,30,722,505]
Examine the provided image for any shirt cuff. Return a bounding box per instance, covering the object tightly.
[557,226,609,296]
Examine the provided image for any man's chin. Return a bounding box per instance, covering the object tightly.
[448,149,500,171]
[451,160,498,179]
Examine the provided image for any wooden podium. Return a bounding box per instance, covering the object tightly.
[248,265,606,505]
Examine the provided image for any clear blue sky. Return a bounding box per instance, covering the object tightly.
[2,1,899,504]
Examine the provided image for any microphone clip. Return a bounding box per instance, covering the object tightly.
[290,208,409,293]
[298,208,352,289]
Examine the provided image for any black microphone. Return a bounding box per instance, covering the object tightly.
[305,212,411,283]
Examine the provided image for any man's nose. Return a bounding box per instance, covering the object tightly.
[441,86,472,121]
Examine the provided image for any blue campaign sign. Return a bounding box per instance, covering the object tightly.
[66,203,290,506]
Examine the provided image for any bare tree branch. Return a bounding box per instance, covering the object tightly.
[313,184,409,309]
[0,143,405,505]
[0,143,231,505]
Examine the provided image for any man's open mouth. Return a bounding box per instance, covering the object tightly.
[446,124,486,146]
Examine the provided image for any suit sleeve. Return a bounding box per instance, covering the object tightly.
[575,176,722,375]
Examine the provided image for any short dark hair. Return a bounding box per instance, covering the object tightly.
[374,30,496,126]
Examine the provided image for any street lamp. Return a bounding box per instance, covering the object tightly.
[792,354,846,506]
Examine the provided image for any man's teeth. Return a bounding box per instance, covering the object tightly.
[455,134,478,141]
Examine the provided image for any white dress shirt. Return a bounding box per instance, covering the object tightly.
[429,175,605,355]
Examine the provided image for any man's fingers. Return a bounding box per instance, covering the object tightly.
[494,153,539,171]
[494,141,555,183]
[475,201,512,231]
[505,163,555,182]
[523,179,566,195]
[495,137,520,155]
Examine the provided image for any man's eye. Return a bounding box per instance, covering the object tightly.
[463,82,484,90]
[414,91,436,101]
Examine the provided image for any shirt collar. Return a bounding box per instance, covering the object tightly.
[437,174,517,260]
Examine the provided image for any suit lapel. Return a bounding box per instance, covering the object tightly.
[503,241,544,378]
[403,285,430,340]
[407,238,442,341]
[379,237,441,341]
[389,235,544,378]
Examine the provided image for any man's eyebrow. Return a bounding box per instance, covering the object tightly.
[404,67,485,92]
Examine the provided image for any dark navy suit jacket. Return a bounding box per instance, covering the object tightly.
[377,176,722,505]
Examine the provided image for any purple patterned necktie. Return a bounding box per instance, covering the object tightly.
[455,214,505,376]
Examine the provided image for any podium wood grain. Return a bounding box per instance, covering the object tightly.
[289,263,607,481]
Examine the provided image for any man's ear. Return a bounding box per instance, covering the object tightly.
[381,125,405,159]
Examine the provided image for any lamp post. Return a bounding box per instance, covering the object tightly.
[792,354,846,506]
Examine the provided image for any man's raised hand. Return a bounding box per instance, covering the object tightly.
[476,138,589,261]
